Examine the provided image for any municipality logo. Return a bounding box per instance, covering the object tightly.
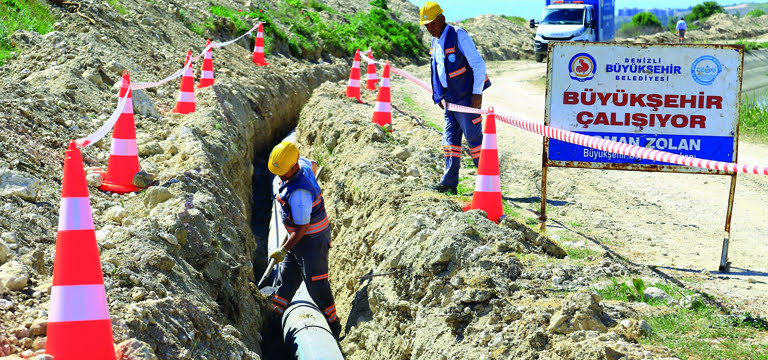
[569,53,596,82]
[691,55,722,86]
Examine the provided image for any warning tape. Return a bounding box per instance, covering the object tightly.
[75,23,262,147]
[360,53,768,176]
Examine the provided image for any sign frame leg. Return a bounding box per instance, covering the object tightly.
[719,173,737,273]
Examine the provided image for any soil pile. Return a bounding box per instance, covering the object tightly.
[624,13,768,43]
[457,15,535,61]
[293,79,675,359]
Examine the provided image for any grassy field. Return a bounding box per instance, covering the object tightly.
[594,278,768,359]
[740,94,768,142]
[0,0,56,66]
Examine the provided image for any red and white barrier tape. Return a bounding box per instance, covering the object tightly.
[74,93,129,147]
[76,23,262,147]
[360,55,768,176]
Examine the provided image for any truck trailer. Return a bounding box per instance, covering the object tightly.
[530,0,615,62]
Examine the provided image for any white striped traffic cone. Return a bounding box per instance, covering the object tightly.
[464,108,503,222]
[253,22,269,66]
[47,141,116,360]
[372,62,391,128]
[365,49,378,91]
[198,39,215,88]
[99,70,140,194]
[173,50,196,114]
[346,49,362,103]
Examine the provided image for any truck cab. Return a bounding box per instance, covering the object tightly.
[530,0,614,63]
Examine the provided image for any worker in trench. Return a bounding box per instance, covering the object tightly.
[265,141,342,341]
[420,1,492,195]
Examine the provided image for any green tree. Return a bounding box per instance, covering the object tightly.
[632,11,662,28]
[747,9,766,17]
[689,1,724,21]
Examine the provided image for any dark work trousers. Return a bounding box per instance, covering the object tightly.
[268,229,338,325]
[441,95,483,187]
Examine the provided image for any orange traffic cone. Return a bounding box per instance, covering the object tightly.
[372,62,392,128]
[47,141,116,360]
[365,49,378,91]
[253,22,269,66]
[464,108,503,222]
[198,39,215,88]
[173,50,196,114]
[346,49,362,103]
[99,70,140,194]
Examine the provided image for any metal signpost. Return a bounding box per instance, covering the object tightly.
[541,42,744,272]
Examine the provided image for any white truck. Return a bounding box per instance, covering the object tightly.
[529,0,615,62]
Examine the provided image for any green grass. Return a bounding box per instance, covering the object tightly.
[424,120,443,132]
[502,15,527,27]
[178,8,207,37]
[568,220,583,228]
[207,0,426,59]
[502,200,521,218]
[643,306,768,360]
[402,94,441,131]
[741,93,768,141]
[734,39,768,52]
[106,0,128,15]
[564,246,598,260]
[595,278,693,306]
[0,0,56,66]
[456,176,472,195]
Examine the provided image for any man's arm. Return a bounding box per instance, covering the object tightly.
[284,189,313,250]
[281,223,309,250]
[456,30,486,109]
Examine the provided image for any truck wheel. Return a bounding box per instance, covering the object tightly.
[535,54,545,63]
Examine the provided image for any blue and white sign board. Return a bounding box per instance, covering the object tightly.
[545,42,743,173]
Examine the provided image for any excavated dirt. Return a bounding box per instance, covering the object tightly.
[0,0,349,358]
[457,15,535,62]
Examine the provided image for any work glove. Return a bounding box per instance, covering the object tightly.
[269,246,288,263]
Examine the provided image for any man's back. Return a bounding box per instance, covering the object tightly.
[677,19,687,30]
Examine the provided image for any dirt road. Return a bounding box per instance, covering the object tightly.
[402,60,768,317]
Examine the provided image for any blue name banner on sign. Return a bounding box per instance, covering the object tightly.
[549,132,735,165]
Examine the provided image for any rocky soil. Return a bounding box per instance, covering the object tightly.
[0,0,350,358]
[457,15,535,62]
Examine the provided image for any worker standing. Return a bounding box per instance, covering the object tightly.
[676,17,687,44]
[265,141,342,341]
[421,1,491,195]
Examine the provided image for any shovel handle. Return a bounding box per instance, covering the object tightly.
[257,258,277,289]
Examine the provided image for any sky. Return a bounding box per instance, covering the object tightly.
[407,1,742,22]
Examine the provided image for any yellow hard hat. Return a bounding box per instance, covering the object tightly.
[419,2,443,26]
[268,141,299,176]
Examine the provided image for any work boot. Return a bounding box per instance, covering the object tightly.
[430,183,457,195]
[329,319,342,341]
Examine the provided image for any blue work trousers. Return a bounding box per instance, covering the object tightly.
[269,230,338,325]
[441,96,483,187]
